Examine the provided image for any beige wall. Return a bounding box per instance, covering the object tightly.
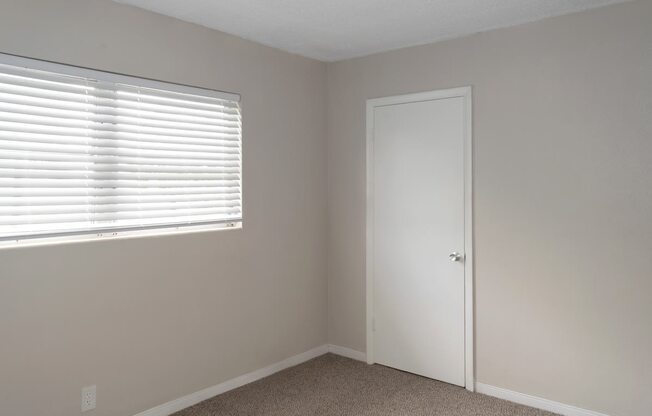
[0,1,328,415]
[1,1,651,416]
[326,1,652,415]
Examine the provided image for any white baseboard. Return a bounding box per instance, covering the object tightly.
[475,383,611,416]
[141,344,610,416]
[134,345,329,416]
[327,344,366,361]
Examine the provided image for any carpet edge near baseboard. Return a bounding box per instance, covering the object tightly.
[475,383,611,416]
[133,344,608,416]
[132,345,330,416]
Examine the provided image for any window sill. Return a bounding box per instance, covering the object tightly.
[0,222,242,250]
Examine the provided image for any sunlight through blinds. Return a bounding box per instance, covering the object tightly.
[0,55,242,241]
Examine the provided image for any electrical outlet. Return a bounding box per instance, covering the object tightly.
[81,385,96,412]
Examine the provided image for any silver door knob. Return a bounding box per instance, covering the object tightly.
[449,252,463,262]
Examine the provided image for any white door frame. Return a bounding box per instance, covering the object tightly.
[366,86,474,391]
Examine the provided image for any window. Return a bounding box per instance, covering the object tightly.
[0,53,242,245]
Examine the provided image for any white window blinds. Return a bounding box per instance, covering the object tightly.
[0,54,242,242]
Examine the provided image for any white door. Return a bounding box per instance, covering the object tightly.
[370,92,468,387]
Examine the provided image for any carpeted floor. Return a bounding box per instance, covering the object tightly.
[173,353,556,416]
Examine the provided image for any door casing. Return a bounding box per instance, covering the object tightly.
[365,86,474,391]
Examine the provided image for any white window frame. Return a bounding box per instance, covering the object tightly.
[0,53,242,248]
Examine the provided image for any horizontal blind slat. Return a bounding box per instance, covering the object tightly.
[0,109,241,132]
[0,193,240,206]
[0,82,240,114]
[0,127,240,148]
[0,130,240,153]
[0,119,240,140]
[0,168,240,181]
[0,89,241,120]
[0,178,240,188]
[0,158,240,173]
[0,138,241,161]
[1,150,240,167]
[0,81,94,104]
[114,87,239,112]
[0,186,241,197]
[0,75,93,95]
[0,206,241,225]
[0,100,240,128]
[0,200,241,215]
[0,64,90,88]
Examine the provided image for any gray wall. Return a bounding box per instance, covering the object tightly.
[0,1,328,415]
[326,1,652,415]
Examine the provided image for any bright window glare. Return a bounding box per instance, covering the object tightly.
[0,54,242,244]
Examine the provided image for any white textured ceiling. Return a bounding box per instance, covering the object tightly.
[113,0,630,61]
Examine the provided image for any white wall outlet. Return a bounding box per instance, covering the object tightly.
[81,385,96,412]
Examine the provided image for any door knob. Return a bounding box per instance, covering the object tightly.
[449,252,463,262]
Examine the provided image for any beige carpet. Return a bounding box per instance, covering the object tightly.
[173,353,556,416]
